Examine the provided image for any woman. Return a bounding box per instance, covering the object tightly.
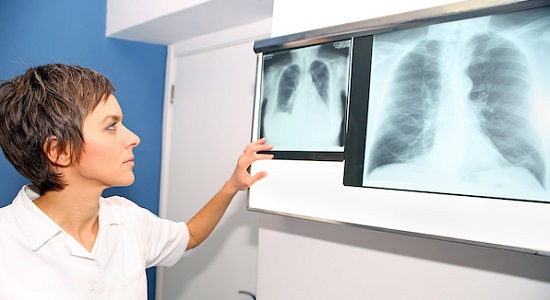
[0,63,273,299]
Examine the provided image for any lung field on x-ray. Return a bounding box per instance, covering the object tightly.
[260,41,351,152]
[367,39,443,173]
[363,9,550,201]
[467,32,545,187]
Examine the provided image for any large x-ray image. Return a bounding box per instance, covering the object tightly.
[363,7,550,202]
[259,40,351,155]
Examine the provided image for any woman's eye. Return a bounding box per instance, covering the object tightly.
[106,123,117,131]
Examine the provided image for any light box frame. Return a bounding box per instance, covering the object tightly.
[249,0,550,256]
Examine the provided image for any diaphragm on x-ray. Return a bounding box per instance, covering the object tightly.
[362,7,550,202]
[259,40,351,154]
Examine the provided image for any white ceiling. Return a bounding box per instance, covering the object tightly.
[108,0,274,45]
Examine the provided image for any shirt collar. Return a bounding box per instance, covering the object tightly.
[11,185,63,251]
[11,185,125,252]
[93,198,123,268]
[98,196,124,226]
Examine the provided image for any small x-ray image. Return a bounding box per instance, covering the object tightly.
[258,40,352,159]
[358,7,550,202]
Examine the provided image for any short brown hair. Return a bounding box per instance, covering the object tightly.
[0,64,115,193]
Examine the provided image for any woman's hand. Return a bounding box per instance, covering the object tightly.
[227,137,274,192]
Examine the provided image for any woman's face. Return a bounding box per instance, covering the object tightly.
[69,94,140,190]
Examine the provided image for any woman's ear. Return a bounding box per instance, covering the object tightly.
[43,136,71,167]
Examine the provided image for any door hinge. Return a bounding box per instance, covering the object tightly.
[170,84,175,104]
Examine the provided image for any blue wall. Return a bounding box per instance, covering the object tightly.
[0,1,166,298]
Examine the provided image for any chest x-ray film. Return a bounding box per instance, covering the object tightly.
[258,40,352,160]
[348,6,550,202]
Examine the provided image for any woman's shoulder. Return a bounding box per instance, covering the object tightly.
[100,195,140,208]
[99,195,156,223]
[0,203,15,223]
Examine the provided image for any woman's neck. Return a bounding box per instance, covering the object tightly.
[33,185,103,252]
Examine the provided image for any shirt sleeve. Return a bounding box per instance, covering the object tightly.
[104,196,190,268]
[139,210,190,268]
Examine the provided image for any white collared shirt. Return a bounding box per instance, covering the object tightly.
[0,185,189,300]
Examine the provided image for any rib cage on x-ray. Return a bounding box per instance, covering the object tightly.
[366,18,547,191]
[368,39,443,173]
[309,61,331,103]
[275,61,332,113]
[277,64,301,113]
[467,32,545,187]
[260,43,350,151]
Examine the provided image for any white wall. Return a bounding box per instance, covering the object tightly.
[258,214,550,300]
[270,0,463,37]
[256,1,550,299]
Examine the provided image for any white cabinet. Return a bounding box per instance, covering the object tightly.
[106,0,273,44]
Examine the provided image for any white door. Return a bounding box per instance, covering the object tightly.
[156,25,269,299]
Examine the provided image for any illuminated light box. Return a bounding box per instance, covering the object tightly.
[250,0,550,256]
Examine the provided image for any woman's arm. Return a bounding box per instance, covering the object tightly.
[185,138,273,250]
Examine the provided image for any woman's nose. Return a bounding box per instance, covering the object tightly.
[125,125,141,147]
